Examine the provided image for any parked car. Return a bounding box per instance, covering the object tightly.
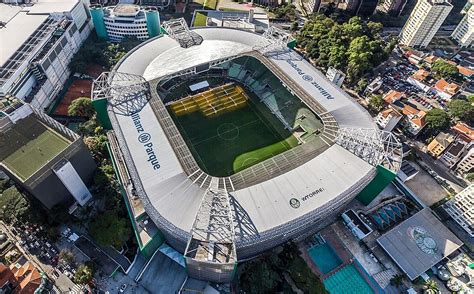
[119,284,127,293]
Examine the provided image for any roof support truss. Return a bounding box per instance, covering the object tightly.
[336,128,402,173]
[91,71,151,116]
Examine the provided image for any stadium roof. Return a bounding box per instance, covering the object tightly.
[111,27,379,243]
[377,208,463,280]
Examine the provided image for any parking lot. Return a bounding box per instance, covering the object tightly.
[368,58,450,112]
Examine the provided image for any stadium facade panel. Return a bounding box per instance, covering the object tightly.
[103,27,383,277]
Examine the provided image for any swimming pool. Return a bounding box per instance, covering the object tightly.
[307,242,342,274]
[323,264,374,294]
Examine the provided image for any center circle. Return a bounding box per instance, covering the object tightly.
[217,123,239,141]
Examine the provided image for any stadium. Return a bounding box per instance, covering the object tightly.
[92,20,402,282]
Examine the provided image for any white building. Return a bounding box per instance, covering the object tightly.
[456,148,474,175]
[0,0,93,110]
[451,3,474,48]
[443,185,474,237]
[326,67,345,87]
[90,4,160,43]
[399,0,453,48]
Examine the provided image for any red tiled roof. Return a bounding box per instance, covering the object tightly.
[434,79,460,96]
[383,90,404,104]
[452,122,474,141]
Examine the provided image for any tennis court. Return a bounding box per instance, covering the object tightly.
[170,94,298,177]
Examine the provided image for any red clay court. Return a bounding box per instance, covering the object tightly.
[53,64,104,116]
[54,79,92,116]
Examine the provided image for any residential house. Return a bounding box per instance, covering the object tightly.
[452,122,474,142]
[457,65,474,79]
[423,55,438,66]
[433,79,460,100]
[402,104,427,136]
[0,261,46,294]
[375,106,402,131]
[407,69,431,92]
[441,140,469,168]
[427,132,454,157]
[383,90,405,104]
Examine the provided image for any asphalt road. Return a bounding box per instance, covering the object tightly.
[413,147,466,189]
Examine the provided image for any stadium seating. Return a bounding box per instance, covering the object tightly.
[170,84,249,117]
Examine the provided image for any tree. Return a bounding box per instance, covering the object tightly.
[426,108,450,131]
[84,135,108,157]
[75,262,94,285]
[59,249,75,265]
[0,187,30,223]
[368,94,384,111]
[447,99,474,123]
[68,97,95,118]
[390,274,405,288]
[468,95,474,103]
[120,36,141,52]
[296,15,387,84]
[291,21,299,32]
[423,280,439,294]
[88,210,131,248]
[466,173,474,182]
[239,259,281,293]
[431,60,459,79]
[355,78,368,93]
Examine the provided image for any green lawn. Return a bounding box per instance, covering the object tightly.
[203,0,218,10]
[3,130,70,180]
[193,11,208,27]
[170,99,297,177]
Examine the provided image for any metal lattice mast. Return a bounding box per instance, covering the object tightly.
[190,178,235,244]
[253,26,294,56]
[91,71,151,116]
[162,18,203,48]
[336,128,403,173]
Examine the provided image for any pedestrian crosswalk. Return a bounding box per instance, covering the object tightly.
[68,284,84,294]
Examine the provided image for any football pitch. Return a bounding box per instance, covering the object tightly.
[170,99,298,177]
[3,129,70,180]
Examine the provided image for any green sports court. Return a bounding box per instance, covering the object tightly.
[170,97,299,177]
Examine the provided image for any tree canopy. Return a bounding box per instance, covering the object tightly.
[270,4,297,21]
[69,33,142,74]
[296,15,392,83]
[368,94,384,112]
[431,60,459,80]
[0,187,30,223]
[426,108,450,131]
[447,99,474,124]
[467,173,474,182]
[68,97,95,118]
[88,210,131,248]
[74,262,94,285]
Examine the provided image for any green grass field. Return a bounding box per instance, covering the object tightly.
[193,11,208,27]
[3,130,70,180]
[170,100,298,177]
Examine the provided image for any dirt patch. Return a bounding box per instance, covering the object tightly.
[54,79,92,116]
[86,64,105,79]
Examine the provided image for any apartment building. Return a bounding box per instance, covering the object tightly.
[443,185,474,237]
[399,0,453,48]
[451,2,473,48]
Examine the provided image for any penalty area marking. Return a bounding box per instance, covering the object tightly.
[217,123,240,141]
